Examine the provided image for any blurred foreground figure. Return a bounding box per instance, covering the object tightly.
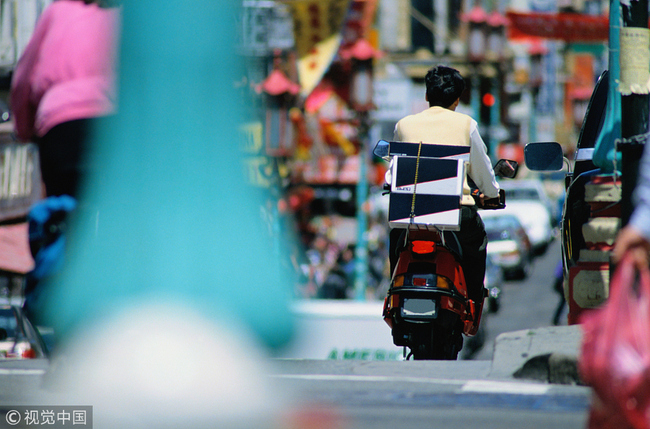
[612,140,650,269]
[43,302,284,428]
[10,0,120,198]
[31,1,297,427]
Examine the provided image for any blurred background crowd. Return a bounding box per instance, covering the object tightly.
[0,0,605,302]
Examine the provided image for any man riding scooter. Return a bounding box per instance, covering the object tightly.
[389,65,501,306]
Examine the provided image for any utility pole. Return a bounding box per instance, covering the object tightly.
[618,0,649,225]
[354,111,370,301]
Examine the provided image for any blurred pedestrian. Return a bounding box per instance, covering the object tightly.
[319,245,354,299]
[612,142,650,269]
[551,261,565,325]
[10,0,121,198]
[551,192,566,325]
[12,0,120,340]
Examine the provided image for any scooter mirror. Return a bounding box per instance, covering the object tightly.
[373,140,390,159]
[524,142,564,171]
[494,159,518,178]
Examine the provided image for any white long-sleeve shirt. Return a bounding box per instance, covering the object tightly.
[393,106,500,205]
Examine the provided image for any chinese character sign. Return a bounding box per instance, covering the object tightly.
[282,0,351,97]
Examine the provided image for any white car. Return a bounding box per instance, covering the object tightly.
[486,179,555,255]
[482,213,533,279]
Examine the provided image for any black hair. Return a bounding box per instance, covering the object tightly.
[425,65,465,108]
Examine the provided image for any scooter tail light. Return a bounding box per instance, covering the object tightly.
[436,275,453,290]
[411,240,436,254]
[412,277,427,286]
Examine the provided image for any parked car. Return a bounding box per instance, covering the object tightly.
[482,212,533,280]
[494,179,555,255]
[0,305,48,359]
[484,253,504,313]
[461,253,503,360]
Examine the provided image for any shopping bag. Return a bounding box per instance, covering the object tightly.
[579,254,650,429]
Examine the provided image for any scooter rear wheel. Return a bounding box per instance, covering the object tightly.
[410,319,463,360]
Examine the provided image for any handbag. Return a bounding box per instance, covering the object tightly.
[579,254,650,429]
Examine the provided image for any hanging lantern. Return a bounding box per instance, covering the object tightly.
[486,11,508,61]
[256,57,300,156]
[340,38,381,112]
[462,6,488,63]
[528,41,548,88]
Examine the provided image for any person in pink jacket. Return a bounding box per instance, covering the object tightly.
[10,0,120,197]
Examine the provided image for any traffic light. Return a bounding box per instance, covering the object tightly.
[482,92,495,107]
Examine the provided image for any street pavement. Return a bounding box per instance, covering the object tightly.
[268,325,589,428]
[0,236,589,428]
[0,319,588,429]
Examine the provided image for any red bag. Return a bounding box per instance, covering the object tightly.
[579,254,650,429]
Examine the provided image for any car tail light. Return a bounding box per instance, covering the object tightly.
[393,275,405,287]
[22,348,36,359]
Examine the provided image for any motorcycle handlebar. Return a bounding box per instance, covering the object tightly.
[474,189,506,210]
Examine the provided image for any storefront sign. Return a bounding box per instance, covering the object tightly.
[506,11,609,42]
[281,0,351,97]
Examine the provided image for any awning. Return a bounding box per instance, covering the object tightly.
[256,69,300,96]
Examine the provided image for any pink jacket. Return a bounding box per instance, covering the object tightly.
[10,1,119,141]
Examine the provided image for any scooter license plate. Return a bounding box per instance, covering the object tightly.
[401,298,438,319]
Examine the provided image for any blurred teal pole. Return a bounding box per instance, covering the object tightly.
[592,0,621,173]
[471,73,480,122]
[39,0,295,350]
[354,138,368,301]
[529,89,537,143]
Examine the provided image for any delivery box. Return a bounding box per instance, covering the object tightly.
[388,156,465,231]
[388,141,470,161]
[390,156,465,195]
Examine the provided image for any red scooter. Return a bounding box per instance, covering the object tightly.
[374,140,517,360]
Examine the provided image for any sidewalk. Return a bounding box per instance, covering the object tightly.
[489,325,584,385]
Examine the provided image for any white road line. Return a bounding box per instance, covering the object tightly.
[461,380,550,395]
[272,374,466,386]
[273,374,552,396]
[0,368,46,376]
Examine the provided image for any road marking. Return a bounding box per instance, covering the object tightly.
[275,374,551,396]
[272,374,466,386]
[461,380,550,395]
[0,368,46,375]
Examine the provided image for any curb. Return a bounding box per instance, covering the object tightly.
[513,352,583,385]
[489,325,584,385]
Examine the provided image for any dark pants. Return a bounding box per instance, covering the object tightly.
[389,205,487,303]
[456,205,488,303]
[37,118,93,198]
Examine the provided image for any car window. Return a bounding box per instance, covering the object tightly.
[483,215,518,230]
[503,188,540,201]
[576,70,608,150]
